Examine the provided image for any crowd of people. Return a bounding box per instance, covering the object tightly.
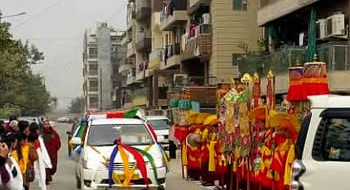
[0,116,61,190]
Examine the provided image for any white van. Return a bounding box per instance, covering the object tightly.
[292,95,350,190]
[146,116,171,150]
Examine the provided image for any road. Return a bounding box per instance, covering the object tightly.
[31,122,209,190]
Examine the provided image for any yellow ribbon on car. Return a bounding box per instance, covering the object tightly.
[89,145,153,186]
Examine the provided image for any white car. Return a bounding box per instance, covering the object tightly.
[72,117,167,190]
[146,116,171,150]
[57,116,70,123]
[292,95,350,190]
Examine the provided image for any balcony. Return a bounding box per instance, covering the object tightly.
[118,64,133,75]
[126,76,135,85]
[181,24,212,61]
[257,0,320,26]
[135,0,151,21]
[149,48,163,69]
[132,88,147,106]
[160,9,187,31]
[136,71,145,81]
[160,43,181,70]
[318,43,349,71]
[127,42,135,57]
[188,0,210,15]
[87,70,98,77]
[119,58,135,75]
[135,32,151,52]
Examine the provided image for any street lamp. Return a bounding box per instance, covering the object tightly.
[1,12,27,19]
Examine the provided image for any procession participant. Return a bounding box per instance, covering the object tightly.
[12,133,38,190]
[0,137,24,190]
[200,115,219,186]
[41,120,60,184]
[269,113,299,190]
[186,113,209,181]
[250,107,277,190]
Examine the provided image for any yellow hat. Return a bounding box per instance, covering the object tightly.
[203,115,219,126]
[195,113,211,124]
[186,113,199,125]
[269,112,299,134]
[249,107,267,120]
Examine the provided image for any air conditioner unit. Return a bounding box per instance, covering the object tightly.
[316,19,327,39]
[326,13,346,37]
[174,74,188,87]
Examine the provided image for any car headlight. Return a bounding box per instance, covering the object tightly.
[154,157,165,168]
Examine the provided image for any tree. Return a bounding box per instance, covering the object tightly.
[0,11,52,117]
[68,97,84,113]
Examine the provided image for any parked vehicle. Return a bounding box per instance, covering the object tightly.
[57,116,71,123]
[71,117,167,190]
[67,122,80,156]
[292,95,350,190]
[18,116,40,125]
[146,116,171,150]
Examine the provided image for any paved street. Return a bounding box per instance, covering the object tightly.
[30,122,209,190]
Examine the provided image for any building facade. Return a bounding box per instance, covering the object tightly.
[118,0,262,111]
[82,23,123,111]
[256,0,349,97]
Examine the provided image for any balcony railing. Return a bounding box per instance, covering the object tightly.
[135,0,151,21]
[160,43,181,70]
[238,46,306,76]
[135,31,151,52]
[182,24,212,61]
[88,70,98,76]
[126,76,135,85]
[132,87,147,99]
[238,44,349,77]
[149,48,163,69]
[88,86,98,92]
[127,42,135,57]
[318,44,349,71]
[160,1,187,31]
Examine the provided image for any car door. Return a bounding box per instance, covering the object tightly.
[301,108,350,190]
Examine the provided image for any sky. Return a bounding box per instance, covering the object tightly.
[0,0,127,109]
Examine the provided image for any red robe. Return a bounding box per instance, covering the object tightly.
[42,127,61,178]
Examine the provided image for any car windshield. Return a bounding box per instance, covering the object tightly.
[87,124,154,146]
[148,119,170,130]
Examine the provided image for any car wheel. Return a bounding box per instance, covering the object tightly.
[76,173,81,189]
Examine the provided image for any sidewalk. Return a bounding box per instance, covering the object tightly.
[167,151,213,190]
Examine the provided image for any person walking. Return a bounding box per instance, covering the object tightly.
[29,122,52,190]
[41,120,60,185]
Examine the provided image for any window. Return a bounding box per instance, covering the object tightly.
[233,0,247,11]
[88,47,98,58]
[313,108,350,161]
[89,80,98,92]
[89,96,98,108]
[89,64,98,75]
[148,119,170,130]
[87,124,154,146]
[232,53,243,66]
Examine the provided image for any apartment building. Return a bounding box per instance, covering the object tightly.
[82,23,123,111]
[119,0,261,110]
[180,0,261,85]
[256,0,349,96]
[118,0,152,109]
